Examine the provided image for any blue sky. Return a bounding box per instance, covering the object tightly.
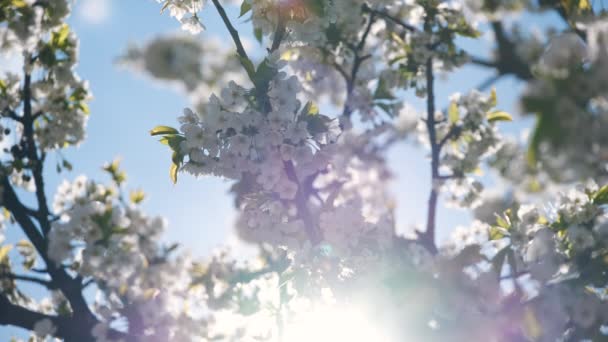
[0,0,561,339]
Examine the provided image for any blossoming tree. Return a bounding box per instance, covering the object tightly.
[1,0,608,341]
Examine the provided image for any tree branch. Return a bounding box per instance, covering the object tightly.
[269,7,286,54]
[2,177,98,334]
[210,0,250,61]
[341,12,376,120]
[0,273,56,289]
[421,56,439,254]
[21,73,52,236]
[361,4,417,32]
[0,294,131,341]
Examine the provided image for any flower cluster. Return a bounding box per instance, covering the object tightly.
[117,34,246,95]
[157,0,205,33]
[0,2,91,152]
[519,21,608,183]
[48,175,213,341]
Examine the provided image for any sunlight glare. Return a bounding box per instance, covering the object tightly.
[283,306,389,342]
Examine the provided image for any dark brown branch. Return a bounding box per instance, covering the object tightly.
[269,7,286,54]
[0,273,56,289]
[342,12,376,119]
[438,125,462,150]
[361,4,417,32]
[210,0,250,61]
[3,178,93,318]
[420,56,439,254]
[284,161,320,244]
[21,73,52,236]
[469,56,498,68]
[0,294,130,341]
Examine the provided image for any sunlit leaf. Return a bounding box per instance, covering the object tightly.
[593,185,608,205]
[490,87,497,107]
[0,244,12,262]
[239,1,252,17]
[129,189,146,204]
[486,111,512,123]
[491,246,509,278]
[150,125,179,136]
[448,101,459,123]
[170,162,179,184]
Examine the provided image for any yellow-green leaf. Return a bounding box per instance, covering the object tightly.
[239,1,252,17]
[302,101,319,116]
[593,184,608,205]
[11,0,28,8]
[103,159,121,173]
[489,226,507,240]
[0,245,12,262]
[129,189,146,204]
[52,24,70,49]
[170,163,179,184]
[448,101,459,123]
[490,88,497,107]
[150,125,179,136]
[561,0,592,14]
[487,111,512,123]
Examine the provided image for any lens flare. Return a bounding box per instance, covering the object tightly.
[283,305,389,342]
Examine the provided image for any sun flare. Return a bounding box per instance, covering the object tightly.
[283,306,389,342]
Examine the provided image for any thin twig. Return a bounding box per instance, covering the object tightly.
[210,0,250,61]
[361,4,417,32]
[0,273,56,289]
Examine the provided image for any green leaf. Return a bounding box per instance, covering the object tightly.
[52,24,70,49]
[239,1,252,17]
[171,151,183,166]
[103,159,120,173]
[593,184,608,205]
[375,102,395,116]
[150,125,179,136]
[254,28,263,44]
[77,102,90,114]
[491,246,509,278]
[489,88,497,107]
[129,189,146,204]
[0,244,12,262]
[62,159,73,171]
[496,214,510,229]
[300,113,331,136]
[561,0,592,15]
[301,101,319,116]
[160,135,185,151]
[390,32,407,48]
[38,45,56,66]
[11,0,27,8]
[170,162,179,184]
[448,101,459,123]
[373,78,394,100]
[169,151,184,184]
[306,0,325,16]
[253,58,278,89]
[489,226,508,240]
[486,110,512,123]
[160,0,171,13]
